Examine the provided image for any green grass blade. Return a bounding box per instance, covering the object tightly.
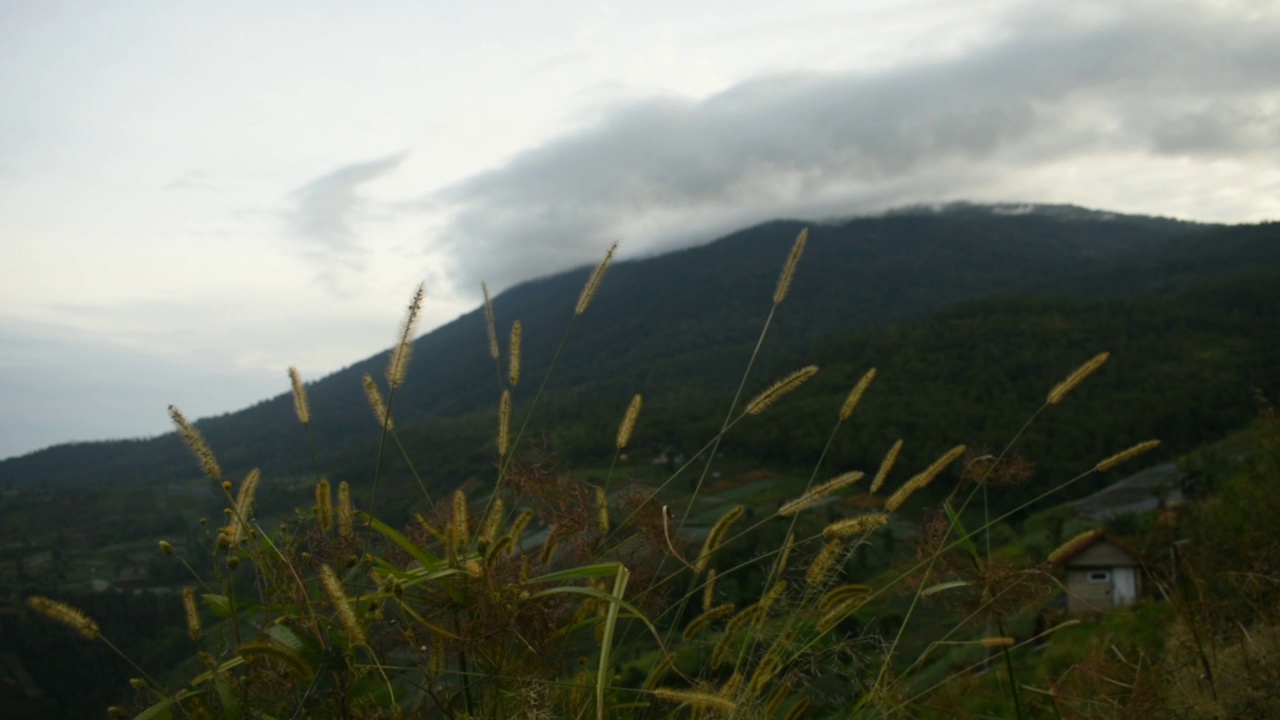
[360,511,443,569]
[597,564,630,720]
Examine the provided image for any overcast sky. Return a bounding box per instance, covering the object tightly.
[2,0,1279,460]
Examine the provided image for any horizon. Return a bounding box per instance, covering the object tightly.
[4,0,1280,459]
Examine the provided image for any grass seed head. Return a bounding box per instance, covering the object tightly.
[773,227,808,305]
[642,653,676,691]
[1096,439,1161,472]
[479,496,503,546]
[765,685,795,718]
[337,481,353,539]
[817,595,868,634]
[652,687,737,715]
[758,580,788,617]
[362,374,393,430]
[482,282,499,360]
[386,282,425,389]
[870,439,904,493]
[778,470,864,516]
[823,512,890,539]
[168,405,221,481]
[683,603,737,641]
[575,243,616,316]
[695,505,744,574]
[818,584,873,614]
[747,653,784,698]
[1048,529,1103,566]
[839,367,877,420]
[595,485,609,534]
[885,444,966,512]
[713,605,766,666]
[806,540,844,588]
[508,508,534,547]
[783,698,812,720]
[182,586,202,641]
[980,636,1016,648]
[719,672,744,700]
[616,394,643,450]
[315,478,333,532]
[288,366,309,424]
[1048,351,1109,405]
[450,490,470,556]
[498,389,512,456]
[227,468,260,544]
[746,365,819,415]
[26,595,100,640]
[319,564,366,647]
[508,320,522,386]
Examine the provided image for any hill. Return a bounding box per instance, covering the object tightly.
[3,204,1277,492]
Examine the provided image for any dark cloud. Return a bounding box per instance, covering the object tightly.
[286,152,408,288]
[430,1,1280,292]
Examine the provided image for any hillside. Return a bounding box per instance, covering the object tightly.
[5,204,1279,492]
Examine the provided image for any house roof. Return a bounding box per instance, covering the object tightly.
[1048,529,1142,569]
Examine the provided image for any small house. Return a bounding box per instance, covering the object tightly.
[1052,530,1143,616]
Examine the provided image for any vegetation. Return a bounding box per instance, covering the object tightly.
[5,207,1279,718]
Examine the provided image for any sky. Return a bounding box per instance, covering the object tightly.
[2,0,1279,461]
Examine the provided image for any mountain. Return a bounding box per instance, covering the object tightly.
[2,203,1277,492]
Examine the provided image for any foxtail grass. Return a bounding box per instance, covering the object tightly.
[508,320,522,386]
[168,404,221,481]
[288,366,309,424]
[319,564,366,647]
[362,374,393,429]
[777,470,864,516]
[616,394,642,450]
[386,282,424,390]
[482,281,499,361]
[870,439,903,494]
[575,243,616,316]
[27,595,100,639]
[1096,439,1161,471]
[884,444,967,512]
[1047,351,1109,405]
[839,367,877,420]
[773,227,807,305]
[744,365,819,415]
[128,231,1177,720]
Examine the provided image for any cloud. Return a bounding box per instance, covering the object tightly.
[0,320,282,460]
[285,152,409,288]
[428,0,1280,292]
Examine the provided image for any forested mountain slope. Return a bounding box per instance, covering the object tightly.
[4,204,1276,491]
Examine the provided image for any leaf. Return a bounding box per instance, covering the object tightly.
[528,585,665,654]
[524,562,628,585]
[132,697,178,720]
[265,624,304,653]
[360,512,443,570]
[202,594,232,618]
[943,501,981,559]
[922,580,970,597]
[213,673,240,719]
[597,565,630,720]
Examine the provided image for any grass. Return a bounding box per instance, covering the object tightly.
[19,231,1275,720]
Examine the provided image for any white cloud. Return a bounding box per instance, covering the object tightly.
[426,0,1280,292]
[2,0,1278,460]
